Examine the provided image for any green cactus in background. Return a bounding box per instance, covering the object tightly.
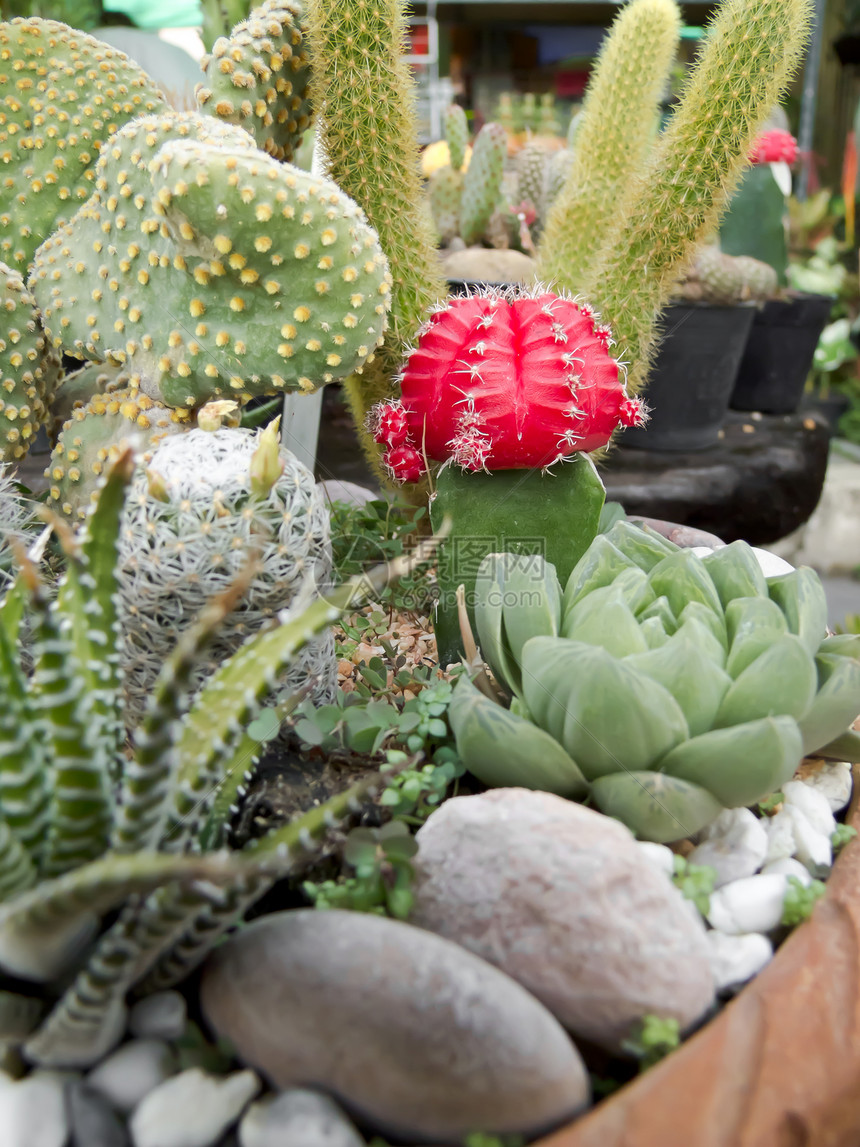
[198,0,252,53]
[30,110,391,409]
[674,245,778,305]
[0,448,432,1067]
[538,92,561,137]
[445,104,469,173]
[429,165,464,246]
[460,122,508,246]
[578,0,813,394]
[515,141,551,235]
[0,17,168,276]
[195,0,313,162]
[304,0,447,484]
[720,163,790,283]
[537,0,682,292]
[451,523,860,843]
[0,262,61,463]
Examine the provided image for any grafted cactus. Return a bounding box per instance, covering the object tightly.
[451,523,860,842]
[195,0,313,162]
[0,17,168,275]
[117,424,336,726]
[0,262,61,462]
[30,110,391,409]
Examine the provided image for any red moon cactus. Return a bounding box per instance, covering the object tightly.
[749,129,798,165]
[370,289,645,481]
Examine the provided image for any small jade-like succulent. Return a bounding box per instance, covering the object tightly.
[30,109,392,410]
[371,288,645,481]
[0,261,61,462]
[195,0,312,162]
[451,522,860,843]
[0,17,168,275]
[117,423,336,726]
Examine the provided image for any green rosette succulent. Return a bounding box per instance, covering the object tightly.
[450,522,860,843]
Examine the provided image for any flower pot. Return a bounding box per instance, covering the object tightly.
[536,767,860,1147]
[800,392,850,436]
[620,303,756,451]
[729,292,835,415]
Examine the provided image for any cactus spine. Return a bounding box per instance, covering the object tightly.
[304,0,447,484]
[579,0,814,394]
[537,0,682,292]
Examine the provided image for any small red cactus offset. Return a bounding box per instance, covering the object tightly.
[370,288,645,480]
[749,129,798,165]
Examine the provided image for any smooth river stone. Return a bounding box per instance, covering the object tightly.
[200,910,589,1145]
[410,788,716,1052]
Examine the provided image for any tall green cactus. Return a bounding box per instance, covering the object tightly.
[304,0,447,483]
[537,0,682,292]
[460,122,508,246]
[580,0,814,394]
[0,18,168,276]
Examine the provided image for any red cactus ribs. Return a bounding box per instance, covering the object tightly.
[749,129,798,165]
[370,290,645,482]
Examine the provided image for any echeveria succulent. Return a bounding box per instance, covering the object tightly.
[450,522,860,842]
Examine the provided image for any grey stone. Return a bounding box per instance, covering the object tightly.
[705,931,773,993]
[239,1089,364,1147]
[87,1039,175,1114]
[200,909,589,1145]
[410,789,715,1054]
[687,807,768,888]
[67,1080,131,1147]
[0,1070,69,1147]
[128,992,188,1042]
[129,1068,261,1147]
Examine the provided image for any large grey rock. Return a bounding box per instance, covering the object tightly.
[87,1039,175,1114]
[239,1089,364,1147]
[129,1068,260,1147]
[201,910,589,1145]
[0,1070,70,1147]
[410,789,715,1053]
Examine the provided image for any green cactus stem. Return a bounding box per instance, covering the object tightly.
[719,163,790,283]
[0,17,168,276]
[198,0,253,53]
[195,0,312,162]
[460,123,508,247]
[30,110,391,412]
[429,165,464,247]
[304,0,447,484]
[537,0,682,293]
[445,104,469,173]
[0,262,61,463]
[580,0,813,394]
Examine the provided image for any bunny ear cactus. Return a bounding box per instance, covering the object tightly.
[450,524,860,843]
[195,0,313,162]
[578,0,813,394]
[369,286,646,664]
[459,122,508,246]
[445,104,469,173]
[0,17,169,276]
[304,0,447,485]
[0,261,61,463]
[30,110,392,409]
[0,447,433,1067]
[537,0,682,293]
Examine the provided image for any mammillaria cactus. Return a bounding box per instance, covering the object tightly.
[673,245,778,305]
[0,261,61,462]
[0,17,168,275]
[537,0,682,293]
[450,522,860,843]
[0,463,38,591]
[370,287,645,663]
[30,109,392,410]
[195,0,312,162]
[117,422,336,726]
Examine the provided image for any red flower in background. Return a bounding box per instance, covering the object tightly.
[749,129,798,165]
[370,289,646,482]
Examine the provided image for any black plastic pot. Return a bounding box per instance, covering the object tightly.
[800,392,850,434]
[729,292,834,415]
[620,303,756,451]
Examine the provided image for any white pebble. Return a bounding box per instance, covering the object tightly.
[763,809,796,863]
[751,548,794,576]
[0,1071,69,1147]
[706,874,789,934]
[130,1068,261,1147]
[239,1089,365,1147]
[705,931,774,993]
[635,841,675,876]
[785,806,832,876]
[782,781,837,837]
[798,761,853,813]
[129,992,187,1042]
[688,808,767,888]
[87,1039,175,1115]
[760,857,814,885]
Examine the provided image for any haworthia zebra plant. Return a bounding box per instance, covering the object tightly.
[0,450,431,1068]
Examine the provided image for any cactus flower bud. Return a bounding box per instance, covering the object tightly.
[145,468,170,504]
[372,288,645,481]
[749,130,798,165]
[197,400,240,432]
[249,416,285,497]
